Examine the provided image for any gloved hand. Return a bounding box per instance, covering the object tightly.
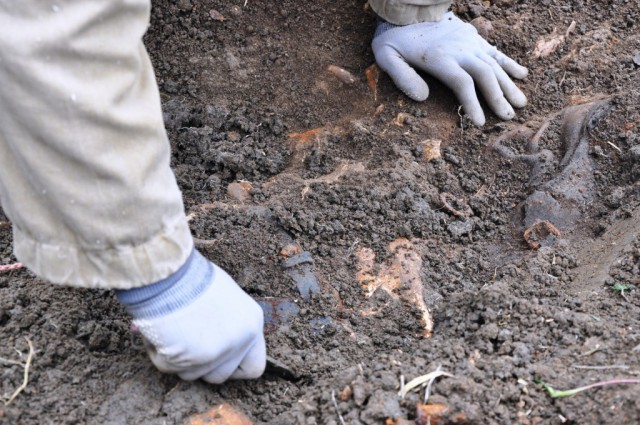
[116,250,266,384]
[372,12,528,126]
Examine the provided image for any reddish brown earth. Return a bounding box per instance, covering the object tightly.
[1,0,639,424]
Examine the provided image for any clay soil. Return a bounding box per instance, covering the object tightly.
[1,0,639,424]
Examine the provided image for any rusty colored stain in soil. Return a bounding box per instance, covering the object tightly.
[288,128,323,143]
[416,403,468,425]
[524,220,561,249]
[366,63,380,101]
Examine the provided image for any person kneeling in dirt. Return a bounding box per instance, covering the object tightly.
[0,1,526,384]
[0,2,266,384]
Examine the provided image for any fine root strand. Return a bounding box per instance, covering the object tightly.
[2,337,35,406]
[331,390,346,425]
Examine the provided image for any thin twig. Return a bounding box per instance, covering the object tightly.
[559,71,567,89]
[620,290,631,303]
[3,337,34,405]
[578,344,601,357]
[571,364,630,370]
[331,390,346,425]
[607,141,622,153]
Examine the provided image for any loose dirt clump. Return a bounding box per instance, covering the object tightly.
[1,0,639,424]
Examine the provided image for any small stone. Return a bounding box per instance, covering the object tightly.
[419,139,441,162]
[378,371,399,391]
[227,182,252,202]
[470,17,494,39]
[227,131,241,142]
[394,112,414,126]
[327,65,356,85]
[416,403,453,425]
[352,376,368,406]
[447,220,473,239]
[88,325,111,351]
[633,52,640,66]
[604,187,625,208]
[177,0,192,11]
[360,390,402,423]
[209,9,225,21]
[280,243,303,258]
[469,4,485,18]
[229,5,242,17]
[183,404,252,425]
[338,385,353,401]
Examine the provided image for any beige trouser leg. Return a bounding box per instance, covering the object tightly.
[0,0,193,289]
[368,0,452,25]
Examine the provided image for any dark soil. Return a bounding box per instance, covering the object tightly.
[1,0,639,424]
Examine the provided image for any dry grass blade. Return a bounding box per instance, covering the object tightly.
[399,369,453,398]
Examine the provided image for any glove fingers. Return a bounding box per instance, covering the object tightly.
[481,40,529,80]
[429,60,485,126]
[177,362,229,382]
[229,333,267,380]
[147,341,260,384]
[201,320,265,383]
[460,56,515,121]
[477,52,527,108]
[173,346,245,383]
[374,45,430,101]
[496,52,529,79]
[147,349,194,376]
[134,324,188,375]
[199,340,263,383]
[478,53,527,108]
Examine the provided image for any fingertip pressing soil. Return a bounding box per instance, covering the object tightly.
[1,0,639,424]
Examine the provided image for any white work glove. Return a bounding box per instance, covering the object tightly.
[116,250,266,384]
[372,12,528,126]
